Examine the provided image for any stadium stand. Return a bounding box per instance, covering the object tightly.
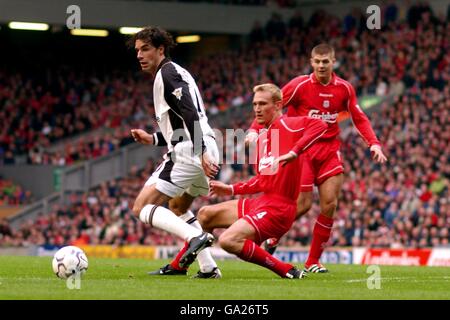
[0,69,156,165]
[0,2,448,249]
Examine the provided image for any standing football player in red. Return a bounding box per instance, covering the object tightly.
[248,44,387,273]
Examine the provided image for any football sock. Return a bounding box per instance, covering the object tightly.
[238,239,293,278]
[170,242,189,271]
[139,204,201,241]
[306,213,334,266]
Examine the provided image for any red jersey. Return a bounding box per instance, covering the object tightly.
[232,116,327,200]
[250,72,380,146]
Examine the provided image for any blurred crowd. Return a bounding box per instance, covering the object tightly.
[1,86,448,248]
[28,125,139,166]
[0,160,173,247]
[281,86,449,248]
[2,3,449,166]
[194,3,449,113]
[0,2,449,248]
[0,70,156,165]
[0,177,33,205]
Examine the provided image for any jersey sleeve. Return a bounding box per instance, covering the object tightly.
[152,132,167,146]
[289,117,328,156]
[346,83,380,147]
[161,64,205,155]
[231,175,262,195]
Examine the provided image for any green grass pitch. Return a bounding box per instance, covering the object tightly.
[0,256,449,300]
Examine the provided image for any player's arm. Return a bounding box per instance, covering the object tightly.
[131,129,167,146]
[161,64,206,156]
[231,175,263,195]
[275,117,328,166]
[209,175,262,197]
[346,84,387,163]
[290,117,328,156]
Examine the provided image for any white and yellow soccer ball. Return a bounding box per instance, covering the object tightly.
[52,246,88,279]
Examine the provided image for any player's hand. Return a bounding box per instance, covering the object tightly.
[209,180,232,197]
[202,152,220,179]
[131,129,153,145]
[370,145,387,163]
[274,151,297,168]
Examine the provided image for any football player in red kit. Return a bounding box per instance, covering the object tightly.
[248,44,387,273]
[197,83,328,278]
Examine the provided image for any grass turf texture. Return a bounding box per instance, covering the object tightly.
[0,256,449,300]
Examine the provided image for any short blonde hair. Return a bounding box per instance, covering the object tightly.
[253,83,282,102]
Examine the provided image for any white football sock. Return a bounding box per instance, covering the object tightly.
[139,205,201,241]
[181,210,217,273]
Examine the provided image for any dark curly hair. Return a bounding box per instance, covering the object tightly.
[127,26,177,57]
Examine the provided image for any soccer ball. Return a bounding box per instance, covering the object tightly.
[52,246,88,279]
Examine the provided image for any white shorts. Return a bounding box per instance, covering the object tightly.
[144,136,219,198]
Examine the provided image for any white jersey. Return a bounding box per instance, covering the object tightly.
[152,58,215,156]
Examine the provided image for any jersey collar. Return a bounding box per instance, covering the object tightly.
[267,115,282,130]
[310,72,337,86]
[154,57,171,77]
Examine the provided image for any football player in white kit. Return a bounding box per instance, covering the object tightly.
[129,26,221,278]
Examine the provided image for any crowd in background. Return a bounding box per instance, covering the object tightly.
[0,177,33,205]
[194,2,449,113]
[0,70,156,165]
[0,2,449,248]
[1,84,448,248]
[2,3,449,166]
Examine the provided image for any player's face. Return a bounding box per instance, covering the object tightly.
[135,39,164,74]
[311,53,335,82]
[253,91,280,126]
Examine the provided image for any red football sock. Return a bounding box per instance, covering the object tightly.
[238,239,293,278]
[306,213,334,266]
[170,241,189,270]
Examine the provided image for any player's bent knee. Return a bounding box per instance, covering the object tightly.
[197,206,215,228]
[168,201,182,216]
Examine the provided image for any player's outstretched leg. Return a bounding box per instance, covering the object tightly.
[233,238,306,279]
[219,219,306,279]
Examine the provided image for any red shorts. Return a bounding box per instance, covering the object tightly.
[300,138,344,192]
[237,194,296,245]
